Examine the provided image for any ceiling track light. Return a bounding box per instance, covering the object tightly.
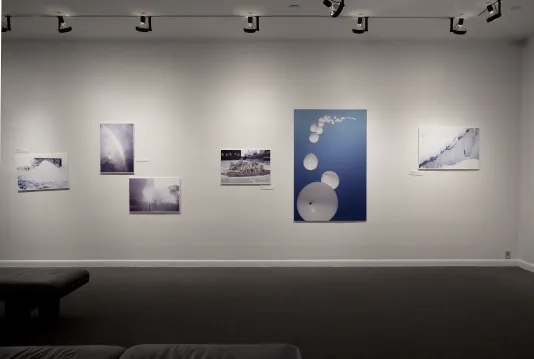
[450,17,467,35]
[244,16,260,34]
[323,0,345,18]
[136,16,152,32]
[485,0,502,23]
[352,16,369,34]
[57,16,72,33]
[2,16,11,32]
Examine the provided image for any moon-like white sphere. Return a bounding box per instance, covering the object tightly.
[316,126,324,135]
[309,133,319,143]
[321,171,340,189]
[303,153,318,171]
[310,124,317,132]
[297,182,338,222]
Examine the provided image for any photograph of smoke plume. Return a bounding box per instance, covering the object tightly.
[100,123,135,174]
[419,127,480,170]
[220,149,271,185]
[16,153,70,192]
[129,178,181,214]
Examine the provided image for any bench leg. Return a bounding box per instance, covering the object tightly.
[5,300,33,319]
[39,298,60,319]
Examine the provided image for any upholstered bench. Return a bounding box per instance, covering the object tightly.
[0,346,125,359]
[0,345,302,359]
[0,268,90,319]
[119,344,302,359]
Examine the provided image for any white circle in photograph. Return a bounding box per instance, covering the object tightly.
[310,124,317,132]
[297,182,338,222]
[321,171,340,189]
[309,133,319,143]
[303,153,318,171]
[319,117,325,123]
[316,127,324,135]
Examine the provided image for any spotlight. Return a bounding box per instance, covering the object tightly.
[57,16,72,33]
[136,16,152,32]
[486,0,502,23]
[2,16,11,32]
[450,17,467,35]
[323,0,345,18]
[352,17,369,34]
[244,16,260,34]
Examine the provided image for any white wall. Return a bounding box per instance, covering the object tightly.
[519,36,534,264]
[0,40,523,261]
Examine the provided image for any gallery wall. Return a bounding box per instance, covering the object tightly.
[0,39,523,261]
[519,35,534,264]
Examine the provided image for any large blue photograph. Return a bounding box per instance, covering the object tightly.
[294,110,367,222]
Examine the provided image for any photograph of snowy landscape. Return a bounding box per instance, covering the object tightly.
[221,149,271,185]
[129,177,181,214]
[16,153,70,192]
[100,123,135,174]
[419,127,480,170]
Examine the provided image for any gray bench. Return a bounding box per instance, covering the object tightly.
[0,344,302,359]
[0,268,90,319]
[0,346,125,359]
[120,344,302,359]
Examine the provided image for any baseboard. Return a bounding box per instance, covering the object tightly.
[517,260,534,273]
[0,259,519,268]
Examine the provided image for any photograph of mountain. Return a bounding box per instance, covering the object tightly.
[16,153,70,192]
[419,127,480,170]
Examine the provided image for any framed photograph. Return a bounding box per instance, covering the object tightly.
[129,177,181,214]
[220,149,271,185]
[100,123,135,174]
[419,127,480,170]
[16,153,70,192]
[294,110,367,222]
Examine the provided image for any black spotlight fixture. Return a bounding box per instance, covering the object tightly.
[352,16,369,34]
[485,0,502,23]
[323,0,345,18]
[57,16,72,33]
[2,16,11,32]
[244,16,260,34]
[136,16,152,32]
[450,17,467,35]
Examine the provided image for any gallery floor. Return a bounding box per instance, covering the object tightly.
[1,267,534,359]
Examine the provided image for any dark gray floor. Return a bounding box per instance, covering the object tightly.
[1,267,534,359]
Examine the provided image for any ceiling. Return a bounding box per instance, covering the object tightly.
[2,0,534,40]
